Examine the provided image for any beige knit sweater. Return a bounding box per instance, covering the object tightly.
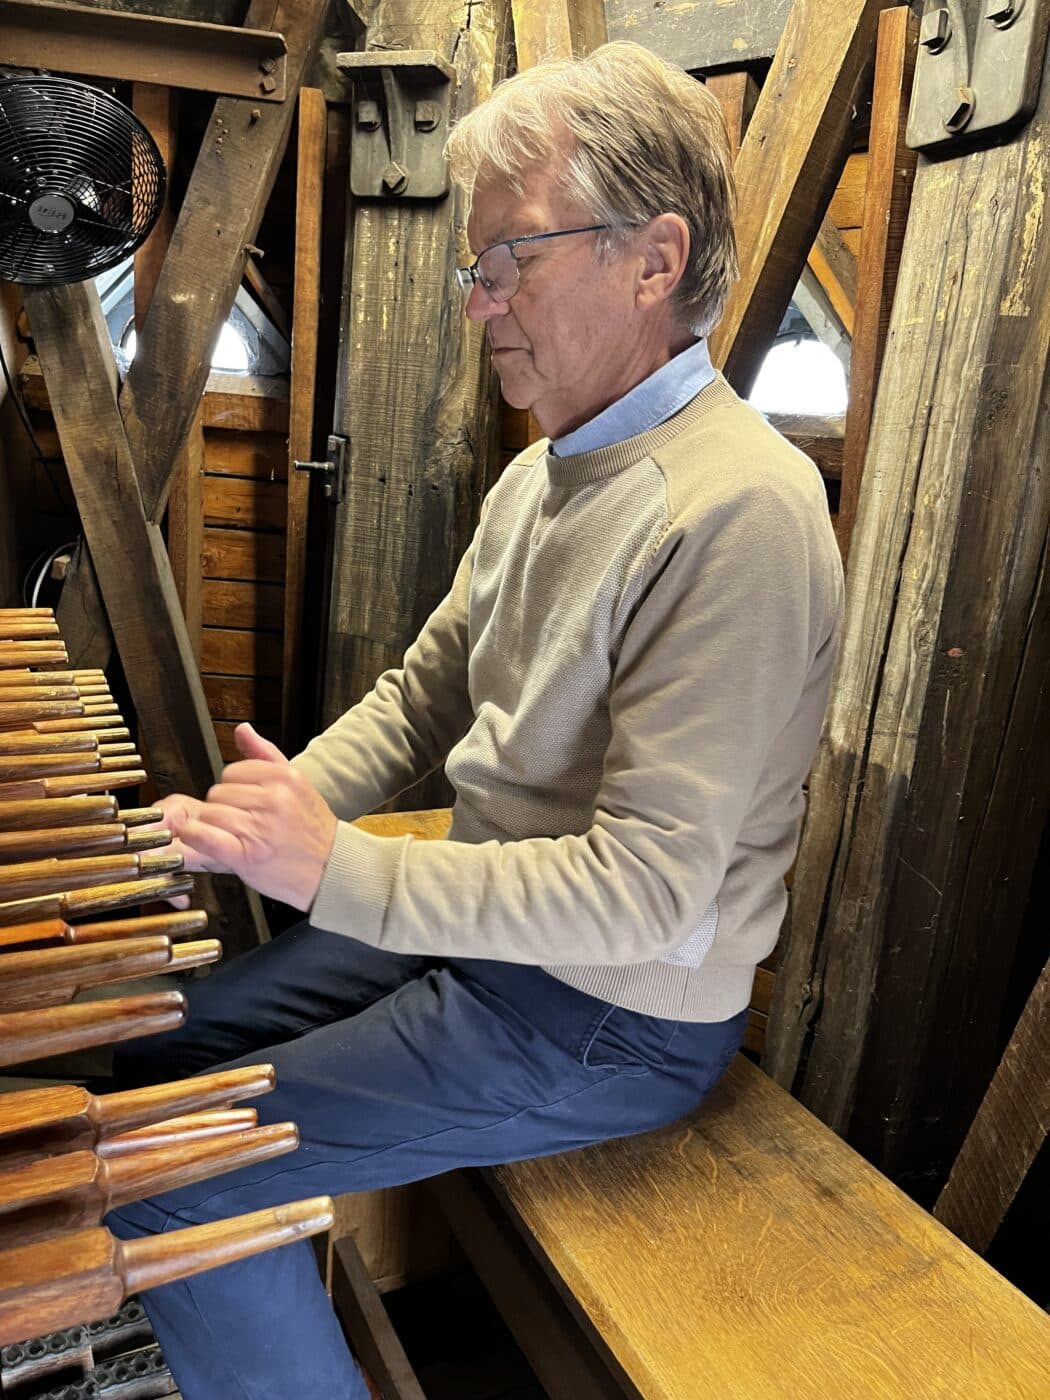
[294,375,844,1021]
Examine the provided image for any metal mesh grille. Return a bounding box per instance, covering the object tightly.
[0,76,166,286]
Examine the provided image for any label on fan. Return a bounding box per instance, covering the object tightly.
[29,194,75,233]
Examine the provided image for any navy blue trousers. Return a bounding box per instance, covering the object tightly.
[108,922,745,1400]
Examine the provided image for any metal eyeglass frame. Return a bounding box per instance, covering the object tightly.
[455,224,609,302]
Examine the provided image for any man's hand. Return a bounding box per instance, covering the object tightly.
[172,723,339,910]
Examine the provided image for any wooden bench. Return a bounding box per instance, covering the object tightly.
[348,810,1049,1396]
[435,1056,1050,1399]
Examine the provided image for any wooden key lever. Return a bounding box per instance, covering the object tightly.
[0,1063,275,1162]
[0,1196,335,1345]
[0,908,207,952]
[0,991,187,1067]
[0,850,181,902]
[0,1122,301,1248]
[0,871,194,927]
[99,1108,260,1158]
[0,936,220,1011]
[0,822,171,865]
[0,796,123,832]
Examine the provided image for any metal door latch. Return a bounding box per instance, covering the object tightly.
[294,434,349,504]
[907,0,1050,153]
[336,49,456,198]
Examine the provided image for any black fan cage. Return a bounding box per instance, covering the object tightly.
[0,75,166,286]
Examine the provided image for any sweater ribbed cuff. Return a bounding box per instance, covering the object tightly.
[308,822,400,945]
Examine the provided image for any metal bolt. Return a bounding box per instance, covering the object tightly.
[381,161,410,194]
[259,57,277,74]
[356,99,381,131]
[943,85,975,133]
[985,0,1017,25]
[414,99,439,132]
[920,6,951,51]
[259,75,277,94]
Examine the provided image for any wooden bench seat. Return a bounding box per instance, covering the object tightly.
[439,1055,1050,1399]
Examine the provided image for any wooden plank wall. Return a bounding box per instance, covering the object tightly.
[198,390,290,762]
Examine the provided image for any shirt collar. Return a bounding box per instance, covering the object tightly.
[550,338,716,458]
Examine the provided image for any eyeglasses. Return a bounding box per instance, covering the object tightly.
[455,224,609,303]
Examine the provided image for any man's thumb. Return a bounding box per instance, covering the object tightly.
[233,721,290,765]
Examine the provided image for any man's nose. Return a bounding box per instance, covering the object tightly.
[465,280,510,322]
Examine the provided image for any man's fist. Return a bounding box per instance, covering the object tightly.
[159,724,339,910]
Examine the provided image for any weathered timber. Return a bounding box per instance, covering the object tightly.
[168,407,205,662]
[807,215,858,336]
[510,0,606,68]
[704,69,759,164]
[837,6,918,563]
[933,957,1048,1255]
[322,0,512,813]
[764,44,1050,1194]
[709,1,891,394]
[605,0,794,73]
[122,0,331,524]
[283,88,327,750]
[23,282,265,955]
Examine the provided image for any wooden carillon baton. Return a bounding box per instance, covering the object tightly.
[98,1109,260,1158]
[0,1064,275,1153]
[0,1064,275,1163]
[0,991,188,1068]
[0,936,221,1011]
[0,731,99,756]
[0,768,149,800]
[0,1198,335,1347]
[0,796,126,831]
[0,870,195,928]
[0,909,208,951]
[0,849,183,902]
[0,822,172,864]
[0,1123,301,1249]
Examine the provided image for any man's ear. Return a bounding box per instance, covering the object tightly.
[635,214,690,311]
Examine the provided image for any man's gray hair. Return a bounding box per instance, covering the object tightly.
[446,41,738,337]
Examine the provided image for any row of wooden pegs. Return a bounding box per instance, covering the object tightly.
[0,607,333,1362]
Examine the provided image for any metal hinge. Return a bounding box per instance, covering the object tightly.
[907,0,1050,154]
[336,49,456,199]
[294,434,349,504]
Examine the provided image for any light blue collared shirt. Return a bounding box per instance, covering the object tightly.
[551,338,716,457]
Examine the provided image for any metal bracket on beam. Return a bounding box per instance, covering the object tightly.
[295,434,350,504]
[0,0,289,102]
[336,50,456,199]
[906,0,1050,153]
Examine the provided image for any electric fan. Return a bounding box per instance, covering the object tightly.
[0,75,166,286]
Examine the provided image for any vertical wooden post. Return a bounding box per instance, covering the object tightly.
[510,0,607,69]
[511,1,608,445]
[166,409,205,665]
[836,6,918,562]
[704,69,759,163]
[764,39,1050,1194]
[282,89,327,750]
[321,1,512,809]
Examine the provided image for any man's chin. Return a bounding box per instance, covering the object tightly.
[491,367,534,412]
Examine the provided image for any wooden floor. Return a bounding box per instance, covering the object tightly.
[383,1268,544,1399]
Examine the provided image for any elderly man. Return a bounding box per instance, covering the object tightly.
[111,41,843,1399]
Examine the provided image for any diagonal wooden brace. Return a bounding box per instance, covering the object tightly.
[24,282,267,954]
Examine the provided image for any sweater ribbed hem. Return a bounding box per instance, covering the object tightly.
[310,822,398,943]
[545,960,755,1023]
